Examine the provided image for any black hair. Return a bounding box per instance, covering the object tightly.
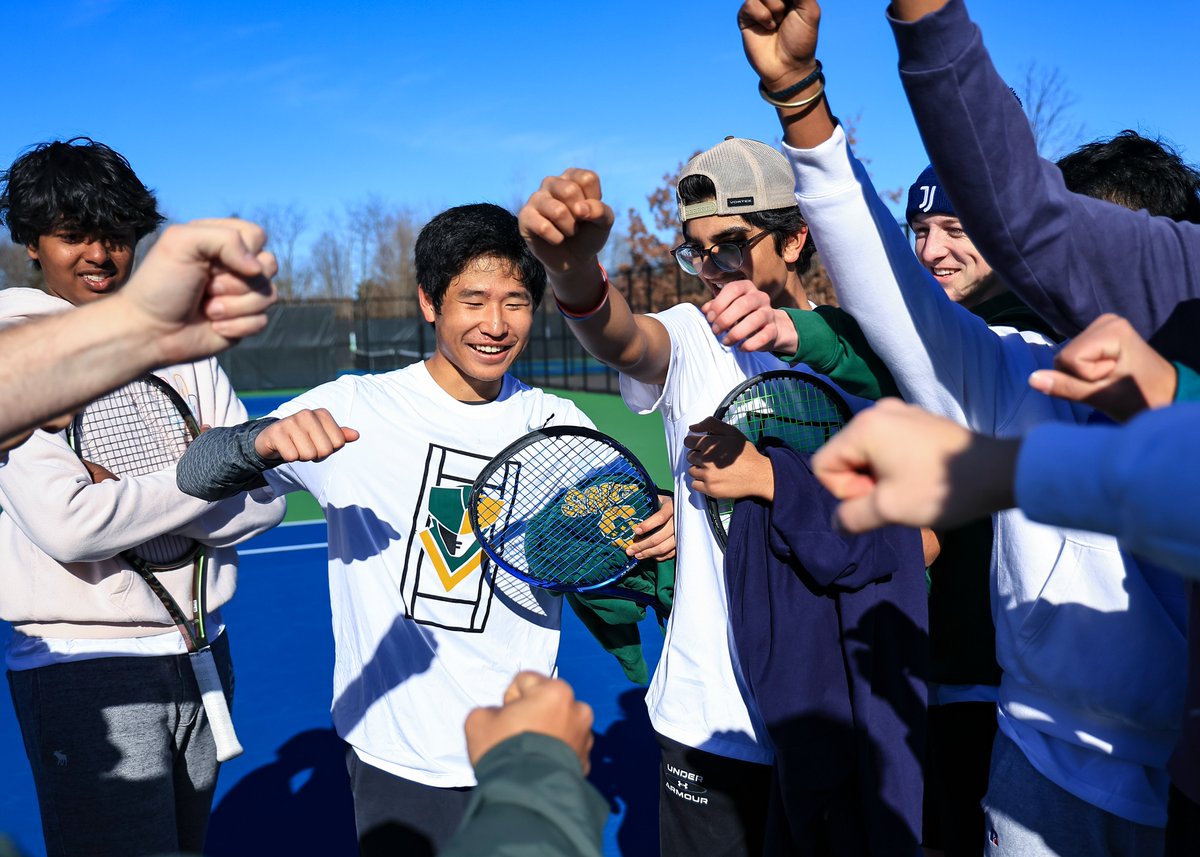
[1057,131,1200,223]
[0,138,164,256]
[677,173,817,274]
[415,202,547,313]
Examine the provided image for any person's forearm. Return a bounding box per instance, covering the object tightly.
[550,263,669,384]
[441,733,607,857]
[176,418,280,500]
[785,126,1003,428]
[888,0,1200,343]
[0,299,176,443]
[782,307,900,400]
[767,66,837,151]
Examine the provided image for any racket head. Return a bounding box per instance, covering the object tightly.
[705,369,853,550]
[68,374,202,570]
[468,426,660,593]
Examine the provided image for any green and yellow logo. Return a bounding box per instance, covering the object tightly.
[417,486,503,592]
[560,481,640,550]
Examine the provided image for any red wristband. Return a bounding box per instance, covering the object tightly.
[555,264,610,321]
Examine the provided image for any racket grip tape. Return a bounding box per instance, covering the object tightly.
[189,648,244,762]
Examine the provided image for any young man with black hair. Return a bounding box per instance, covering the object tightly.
[175,201,675,856]
[0,138,286,857]
[520,138,929,854]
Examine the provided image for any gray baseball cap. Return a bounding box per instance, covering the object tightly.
[676,137,797,223]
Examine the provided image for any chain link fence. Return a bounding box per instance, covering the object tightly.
[218,263,709,394]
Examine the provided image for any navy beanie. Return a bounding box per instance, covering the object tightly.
[905,164,956,224]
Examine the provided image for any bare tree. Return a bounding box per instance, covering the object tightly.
[1017,62,1086,160]
[309,223,354,299]
[252,203,309,298]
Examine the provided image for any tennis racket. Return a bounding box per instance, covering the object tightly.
[468,426,663,608]
[705,369,852,550]
[67,374,243,762]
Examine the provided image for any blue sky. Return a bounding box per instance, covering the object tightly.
[4,0,1197,251]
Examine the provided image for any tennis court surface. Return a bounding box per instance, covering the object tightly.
[0,389,669,856]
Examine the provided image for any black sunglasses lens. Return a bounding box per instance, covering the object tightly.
[674,247,702,275]
[710,243,744,272]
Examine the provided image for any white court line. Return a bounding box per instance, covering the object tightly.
[277,519,327,528]
[241,541,328,556]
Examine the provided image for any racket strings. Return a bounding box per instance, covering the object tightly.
[74,380,198,568]
[475,434,653,589]
[711,374,850,544]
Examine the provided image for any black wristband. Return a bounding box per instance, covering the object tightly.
[761,59,823,101]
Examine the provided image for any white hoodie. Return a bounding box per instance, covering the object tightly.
[0,287,285,645]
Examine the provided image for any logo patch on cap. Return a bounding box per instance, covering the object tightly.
[726,196,754,208]
[918,185,936,213]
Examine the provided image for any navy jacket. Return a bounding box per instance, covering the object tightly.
[726,444,927,855]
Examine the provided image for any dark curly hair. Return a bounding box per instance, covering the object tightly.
[1057,131,1200,223]
[0,137,164,256]
[415,202,547,313]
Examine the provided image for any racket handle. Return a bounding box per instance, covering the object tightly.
[189,648,244,762]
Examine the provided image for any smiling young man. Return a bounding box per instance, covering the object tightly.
[0,138,287,857]
[518,140,925,856]
[175,202,675,856]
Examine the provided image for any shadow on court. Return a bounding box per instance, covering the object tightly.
[588,688,661,855]
[206,728,356,855]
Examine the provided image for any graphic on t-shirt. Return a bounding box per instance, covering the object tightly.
[418,485,501,591]
[403,444,498,632]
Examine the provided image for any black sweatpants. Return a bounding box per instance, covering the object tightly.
[346,749,473,857]
[657,731,772,857]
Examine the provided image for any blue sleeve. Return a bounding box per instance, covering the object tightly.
[888,0,1200,351]
[1015,404,1200,579]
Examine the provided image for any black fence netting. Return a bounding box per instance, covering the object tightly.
[217,263,708,394]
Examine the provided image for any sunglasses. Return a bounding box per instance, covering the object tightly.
[671,230,771,276]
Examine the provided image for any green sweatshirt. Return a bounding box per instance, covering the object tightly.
[777,305,900,399]
[441,733,609,857]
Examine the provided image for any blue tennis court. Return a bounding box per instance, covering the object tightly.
[0,389,669,856]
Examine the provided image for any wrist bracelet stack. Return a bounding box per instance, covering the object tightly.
[759,59,825,109]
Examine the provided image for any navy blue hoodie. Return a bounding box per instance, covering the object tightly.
[726,443,927,854]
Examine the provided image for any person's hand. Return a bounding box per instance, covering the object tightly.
[627,493,676,561]
[738,0,821,92]
[1028,313,1177,422]
[811,399,1019,532]
[83,459,119,483]
[117,218,279,366]
[519,169,615,292]
[254,409,360,462]
[463,672,595,773]
[685,417,775,501]
[701,280,797,353]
